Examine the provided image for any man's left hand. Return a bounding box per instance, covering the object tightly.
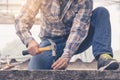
[51,57,69,70]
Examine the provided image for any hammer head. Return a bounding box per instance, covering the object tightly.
[48,39,56,57]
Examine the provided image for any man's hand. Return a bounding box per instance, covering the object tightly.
[28,40,39,56]
[52,57,69,70]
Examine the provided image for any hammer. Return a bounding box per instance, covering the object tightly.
[22,39,56,58]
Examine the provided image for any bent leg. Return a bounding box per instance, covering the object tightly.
[91,7,113,59]
[75,7,113,59]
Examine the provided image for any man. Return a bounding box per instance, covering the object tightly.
[15,0,119,70]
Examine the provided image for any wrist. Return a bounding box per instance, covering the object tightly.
[62,49,74,58]
[61,54,71,63]
[28,40,39,48]
[25,37,35,47]
[61,53,73,63]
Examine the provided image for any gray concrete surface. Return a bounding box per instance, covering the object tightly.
[0,70,120,80]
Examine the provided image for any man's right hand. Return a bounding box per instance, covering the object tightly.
[27,40,39,56]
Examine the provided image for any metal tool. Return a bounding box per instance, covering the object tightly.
[48,39,56,62]
[22,39,56,58]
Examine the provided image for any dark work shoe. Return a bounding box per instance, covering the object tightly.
[97,54,119,70]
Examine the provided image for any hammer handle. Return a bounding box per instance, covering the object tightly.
[22,46,51,56]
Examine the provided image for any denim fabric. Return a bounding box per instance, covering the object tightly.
[28,7,113,70]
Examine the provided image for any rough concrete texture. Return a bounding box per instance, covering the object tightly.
[67,59,97,70]
[0,70,120,80]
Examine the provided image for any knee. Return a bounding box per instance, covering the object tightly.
[28,51,53,69]
[93,7,110,17]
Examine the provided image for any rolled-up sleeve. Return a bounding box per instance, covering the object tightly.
[62,0,93,58]
[15,0,40,46]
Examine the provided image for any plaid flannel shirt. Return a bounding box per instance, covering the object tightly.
[15,0,93,58]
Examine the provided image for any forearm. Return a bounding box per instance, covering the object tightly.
[15,0,40,46]
[62,0,93,59]
[15,14,34,46]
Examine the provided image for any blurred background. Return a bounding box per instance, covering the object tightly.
[0,0,120,70]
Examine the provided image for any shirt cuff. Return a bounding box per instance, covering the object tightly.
[61,48,75,59]
[23,37,35,47]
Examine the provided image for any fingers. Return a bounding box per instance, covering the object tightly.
[28,40,39,56]
[52,58,63,69]
[54,60,67,70]
[52,57,68,70]
[28,46,39,55]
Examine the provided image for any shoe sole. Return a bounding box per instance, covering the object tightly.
[99,61,119,70]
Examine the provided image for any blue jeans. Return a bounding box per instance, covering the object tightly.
[28,7,113,70]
